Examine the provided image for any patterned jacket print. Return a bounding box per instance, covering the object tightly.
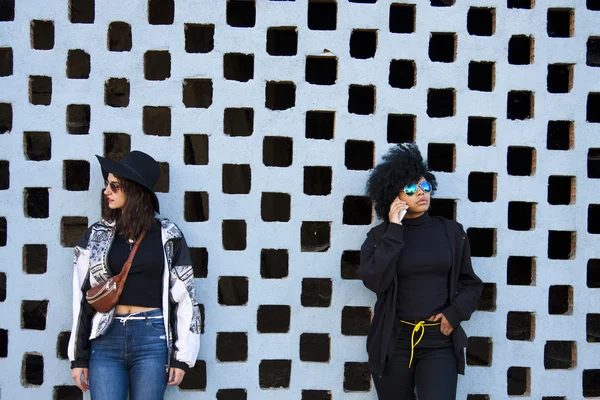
[68,218,201,371]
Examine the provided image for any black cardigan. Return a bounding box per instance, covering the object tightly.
[357,217,483,375]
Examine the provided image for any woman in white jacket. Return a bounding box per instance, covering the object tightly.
[68,151,201,399]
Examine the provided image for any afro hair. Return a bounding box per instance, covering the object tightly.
[366,144,437,221]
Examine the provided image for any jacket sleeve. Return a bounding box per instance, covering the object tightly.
[442,227,483,328]
[68,229,96,369]
[169,234,201,371]
[356,223,405,294]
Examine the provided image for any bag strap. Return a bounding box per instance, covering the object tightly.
[118,229,147,285]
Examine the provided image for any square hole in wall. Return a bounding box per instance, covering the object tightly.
[66,49,90,79]
[345,140,374,170]
[216,332,248,362]
[431,0,454,6]
[0,328,6,356]
[583,370,600,397]
[508,35,534,65]
[0,160,8,190]
[468,117,495,147]
[468,62,494,92]
[508,202,535,231]
[308,0,336,31]
[69,0,94,23]
[427,88,455,118]
[217,389,247,400]
[0,218,5,247]
[468,172,496,202]
[222,220,247,251]
[29,76,52,105]
[185,23,214,53]
[267,27,297,56]
[302,390,331,400]
[104,132,130,161]
[548,175,574,205]
[507,146,535,176]
[257,305,290,333]
[105,78,129,107]
[190,247,208,278]
[467,7,495,36]
[306,111,335,140]
[467,228,496,257]
[22,353,44,386]
[184,134,209,165]
[466,337,492,366]
[301,221,331,252]
[590,149,600,178]
[66,104,90,135]
[507,311,534,340]
[508,0,533,8]
[341,306,371,335]
[301,278,332,307]
[24,131,51,161]
[259,360,291,388]
[587,93,600,123]
[428,143,455,172]
[222,164,251,194]
[507,366,530,396]
[261,249,288,279]
[387,114,415,144]
[341,250,360,280]
[344,362,370,392]
[547,64,573,94]
[56,331,70,359]
[548,285,572,315]
[31,20,54,50]
[467,396,490,400]
[23,245,47,275]
[184,191,209,222]
[261,192,291,222]
[22,300,48,330]
[588,0,600,10]
[225,108,253,137]
[0,272,5,300]
[306,56,337,85]
[507,91,533,120]
[343,196,372,225]
[227,0,255,28]
[389,4,415,34]
[263,136,293,167]
[588,314,600,342]
[547,120,573,150]
[218,276,248,305]
[507,256,535,286]
[429,198,456,221]
[0,48,11,76]
[0,103,11,134]
[304,166,332,196]
[108,21,131,51]
[348,85,375,115]
[53,386,82,399]
[183,79,213,108]
[60,217,88,247]
[588,37,600,67]
[547,9,573,38]
[24,188,49,219]
[587,259,600,288]
[64,160,90,191]
[0,0,14,21]
[544,341,574,369]
[148,0,173,25]
[179,360,206,390]
[224,53,254,82]
[429,33,456,63]
[300,333,330,362]
[389,59,415,89]
[144,50,170,81]
[350,30,377,59]
[143,106,171,136]
[548,231,575,260]
[266,81,296,110]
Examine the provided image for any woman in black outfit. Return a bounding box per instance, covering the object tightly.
[357,144,482,400]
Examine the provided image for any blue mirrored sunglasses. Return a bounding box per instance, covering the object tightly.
[403,181,432,196]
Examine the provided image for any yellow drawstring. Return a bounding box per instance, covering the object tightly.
[399,320,441,368]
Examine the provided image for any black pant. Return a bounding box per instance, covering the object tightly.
[372,322,458,400]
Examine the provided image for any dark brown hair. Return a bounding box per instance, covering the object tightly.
[104,175,156,239]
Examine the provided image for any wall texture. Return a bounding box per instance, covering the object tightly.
[1,0,600,399]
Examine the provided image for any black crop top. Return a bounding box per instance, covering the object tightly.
[108,219,164,308]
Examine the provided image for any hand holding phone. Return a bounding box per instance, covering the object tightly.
[398,209,407,222]
[389,198,408,225]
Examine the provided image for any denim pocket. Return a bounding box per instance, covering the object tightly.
[146,317,165,333]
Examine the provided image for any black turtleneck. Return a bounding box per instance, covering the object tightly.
[395,211,452,320]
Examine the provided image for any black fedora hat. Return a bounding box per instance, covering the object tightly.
[96,151,161,213]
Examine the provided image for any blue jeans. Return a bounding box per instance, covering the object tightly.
[89,309,168,400]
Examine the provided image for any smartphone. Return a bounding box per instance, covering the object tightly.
[398,209,407,221]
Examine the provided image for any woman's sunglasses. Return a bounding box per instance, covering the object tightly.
[105,180,121,193]
[403,181,432,196]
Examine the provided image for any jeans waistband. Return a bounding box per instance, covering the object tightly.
[115,309,163,319]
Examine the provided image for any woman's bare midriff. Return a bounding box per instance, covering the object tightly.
[115,305,160,315]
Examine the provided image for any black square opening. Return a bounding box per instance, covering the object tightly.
[261,192,291,222]
[23,244,48,274]
[429,198,456,221]
[185,23,214,53]
[217,389,247,400]
[547,64,573,93]
[431,0,454,6]
[306,111,335,140]
[389,59,415,89]
[184,191,209,222]
[589,205,600,234]
[0,103,11,134]
[184,134,209,165]
[508,35,533,65]
[227,0,256,28]
[590,148,600,178]
[304,166,332,196]
[583,370,600,397]
[263,136,293,167]
[24,131,51,161]
[222,220,247,251]
[64,160,90,191]
[547,120,573,150]
[301,222,331,252]
[466,337,492,366]
[0,48,11,77]
[179,361,206,390]
[429,33,456,63]
[308,0,336,31]
[218,275,248,305]
[56,331,70,359]
[183,78,213,108]
[468,62,494,92]
[257,305,290,333]
[507,90,533,120]
[224,53,254,82]
[216,332,248,362]
[104,132,130,161]
[302,278,333,307]
[22,300,48,330]
[350,30,377,59]
[468,172,496,202]
[467,228,496,257]
[427,88,455,118]
[0,0,14,21]
[508,0,533,9]
[259,360,291,388]
[148,0,174,25]
[0,271,5,299]
[345,140,374,170]
[261,249,288,279]
[302,390,331,400]
[587,93,600,123]
[507,311,534,340]
[341,250,360,280]
[66,49,90,79]
[467,396,490,400]
[507,256,535,286]
[305,56,337,85]
[224,108,253,137]
[144,50,170,81]
[427,143,455,172]
[467,7,494,36]
[508,202,535,231]
[0,160,8,190]
[588,0,600,10]
[548,285,572,315]
[143,106,171,136]
[105,78,129,107]
[507,366,529,396]
[0,218,5,247]
[389,4,415,34]
[190,247,208,278]
[343,196,372,225]
[548,231,575,260]
[587,37,600,67]
[341,306,371,335]
[300,333,330,362]
[66,104,90,135]
[22,353,44,385]
[587,314,600,342]
[29,76,52,106]
[343,362,370,392]
[266,81,296,110]
[24,188,49,219]
[222,164,251,194]
[267,27,297,56]
[544,341,574,369]
[507,146,535,176]
[108,21,132,52]
[587,259,600,288]
[547,9,573,38]
[348,85,375,115]
[69,0,95,23]
[60,216,88,247]
[387,114,415,143]
[468,117,495,146]
[156,162,169,193]
[31,20,54,50]
[547,175,574,205]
